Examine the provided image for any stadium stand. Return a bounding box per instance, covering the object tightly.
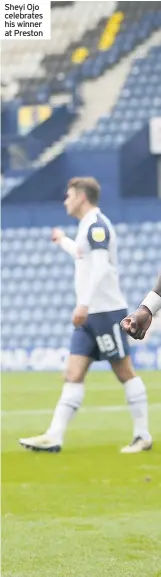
[1,2,161,191]
[1,1,161,101]
[69,45,161,150]
[2,41,161,202]
[1,224,161,351]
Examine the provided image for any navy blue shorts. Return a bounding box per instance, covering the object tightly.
[70,309,129,362]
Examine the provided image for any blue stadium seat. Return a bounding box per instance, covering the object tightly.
[24,267,36,280]
[7,337,21,349]
[2,267,11,280]
[3,229,14,239]
[16,253,29,267]
[64,265,74,278]
[23,239,35,253]
[65,323,73,336]
[12,294,25,308]
[37,266,49,279]
[59,309,71,322]
[46,337,59,348]
[11,228,27,239]
[65,226,76,238]
[141,221,155,233]
[20,309,32,322]
[60,336,71,348]
[42,252,54,266]
[53,323,64,336]
[5,281,18,294]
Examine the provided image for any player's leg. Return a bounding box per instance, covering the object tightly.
[110,353,152,453]
[46,354,92,448]
[19,325,94,452]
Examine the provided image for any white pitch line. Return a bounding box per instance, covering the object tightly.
[2,403,161,417]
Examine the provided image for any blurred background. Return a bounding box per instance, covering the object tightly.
[1,0,161,371]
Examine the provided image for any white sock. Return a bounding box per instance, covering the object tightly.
[47,382,84,446]
[124,376,151,441]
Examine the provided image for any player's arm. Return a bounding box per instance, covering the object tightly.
[120,273,161,340]
[73,224,109,326]
[52,227,77,258]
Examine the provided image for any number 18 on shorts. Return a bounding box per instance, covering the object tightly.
[70,310,130,362]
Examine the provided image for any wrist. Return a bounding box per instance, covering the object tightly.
[141,291,161,316]
[139,304,152,316]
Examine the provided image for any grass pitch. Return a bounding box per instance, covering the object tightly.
[2,370,161,577]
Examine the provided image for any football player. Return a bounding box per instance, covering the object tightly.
[20,178,152,454]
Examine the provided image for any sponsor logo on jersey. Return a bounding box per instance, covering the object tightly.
[92,227,106,242]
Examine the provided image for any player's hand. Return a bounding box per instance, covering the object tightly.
[120,306,152,340]
[52,228,65,244]
[72,305,88,327]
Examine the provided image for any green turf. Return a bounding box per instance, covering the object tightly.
[2,371,161,577]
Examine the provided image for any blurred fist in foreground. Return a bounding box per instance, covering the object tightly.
[120,306,152,340]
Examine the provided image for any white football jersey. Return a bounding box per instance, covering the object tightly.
[74,207,127,313]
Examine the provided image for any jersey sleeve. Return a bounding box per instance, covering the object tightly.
[87,223,110,250]
[60,236,77,258]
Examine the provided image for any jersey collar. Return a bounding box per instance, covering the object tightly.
[79,207,100,229]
